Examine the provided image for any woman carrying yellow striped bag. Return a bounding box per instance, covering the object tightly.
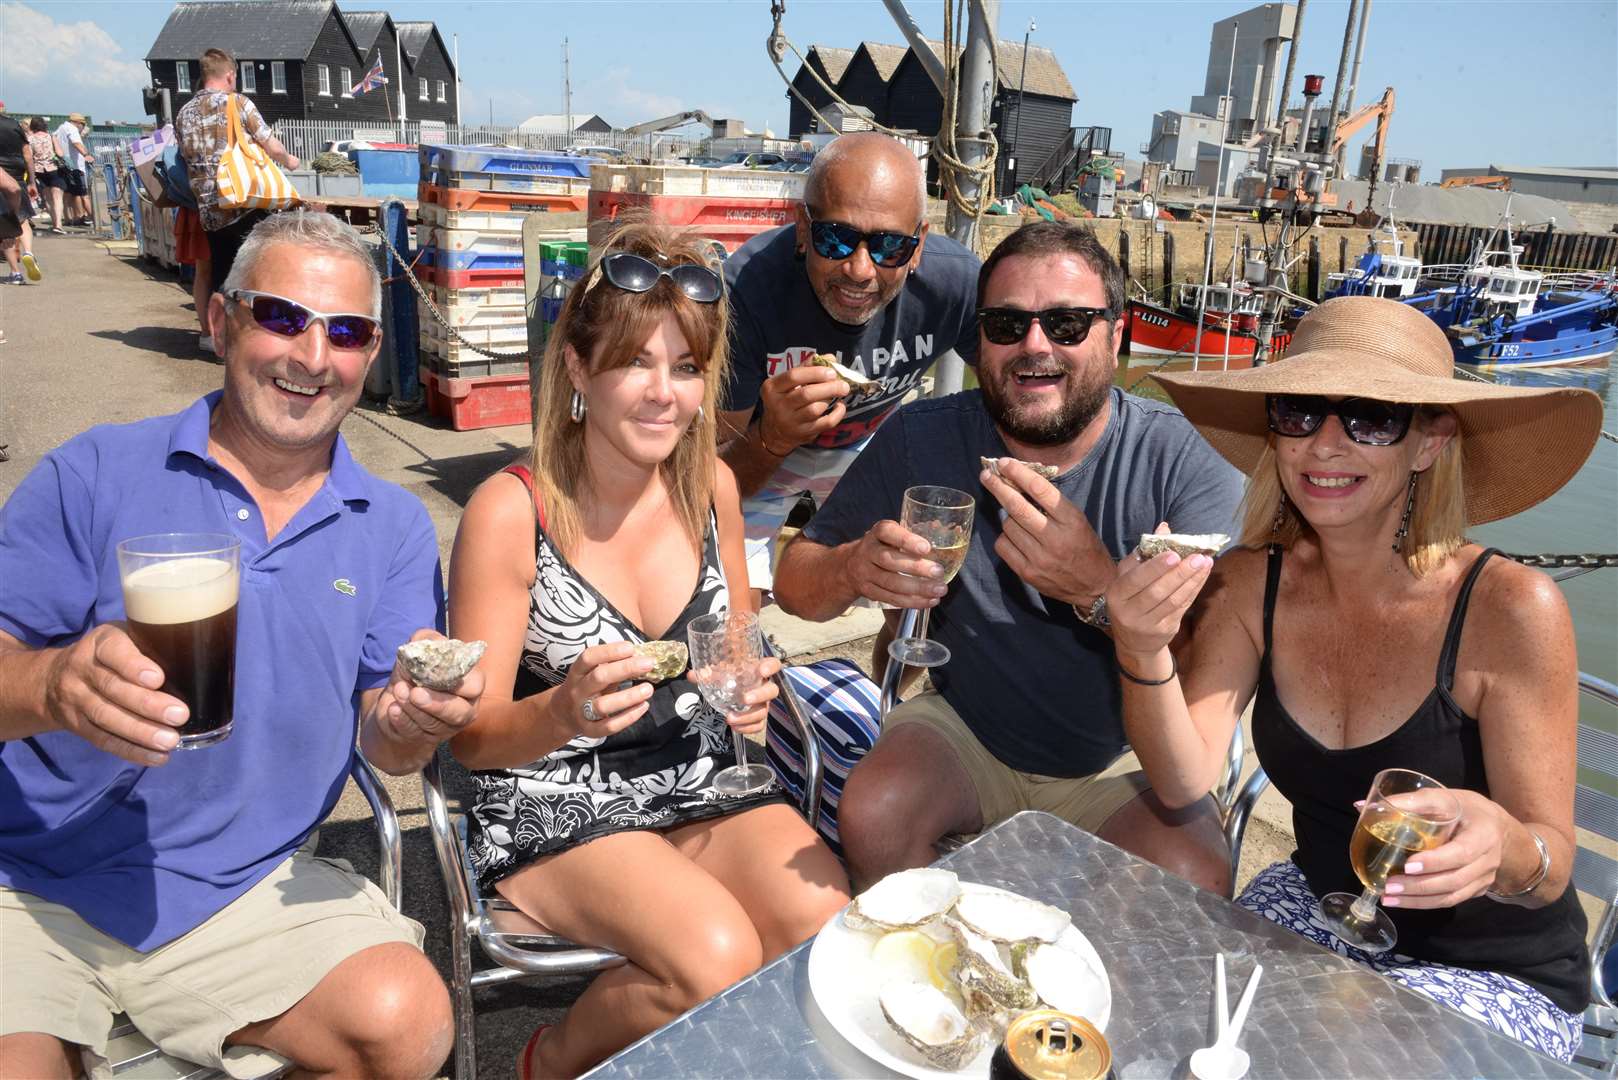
[214,94,298,211]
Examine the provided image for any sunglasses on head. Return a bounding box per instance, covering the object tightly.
[225,289,379,350]
[807,219,922,268]
[593,252,723,303]
[1266,394,1417,446]
[977,306,1113,346]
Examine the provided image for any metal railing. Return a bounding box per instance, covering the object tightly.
[268,119,698,159]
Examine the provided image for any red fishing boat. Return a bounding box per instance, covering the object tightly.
[1125,283,1291,368]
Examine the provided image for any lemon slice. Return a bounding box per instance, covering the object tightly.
[928,941,959,991]
[871,929,937,983]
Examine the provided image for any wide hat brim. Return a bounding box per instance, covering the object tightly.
[1152,297,1604,526]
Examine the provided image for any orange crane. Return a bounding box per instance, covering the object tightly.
[1330,86,1395,213]
[1439,174,1513,191]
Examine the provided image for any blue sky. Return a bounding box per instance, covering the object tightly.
[3,0,1614,173]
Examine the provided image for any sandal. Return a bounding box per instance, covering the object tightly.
[516,1024,552,1080]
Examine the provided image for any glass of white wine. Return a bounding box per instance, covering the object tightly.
[687,610,776,796]
[1319,767,1461,954]
[886,485,975,669]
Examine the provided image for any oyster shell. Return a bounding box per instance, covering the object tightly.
[1136,532,1230,559]
[396,638,486,691]
[631,639,688,682]
[845,868,961,933]
[980,456,1059,481]
[878,981,986,1071]
[1023,942,1108,1019]
[945,917,1038,1011]
[953,891,1072,946]
[807,353,882,399]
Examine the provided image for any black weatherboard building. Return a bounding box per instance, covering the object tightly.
[786,45,853,139]
[145,0,458,126]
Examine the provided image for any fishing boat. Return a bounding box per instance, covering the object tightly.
[1323,209,1424,300]
[1403,210,1618,367]
[1125,281,1293,367]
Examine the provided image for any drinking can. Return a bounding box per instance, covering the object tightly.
[988,1010,1112,1080]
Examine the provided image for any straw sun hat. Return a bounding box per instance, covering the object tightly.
[1153,296,1604,525]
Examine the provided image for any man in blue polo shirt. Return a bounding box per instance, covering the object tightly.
[0,212,479,1079]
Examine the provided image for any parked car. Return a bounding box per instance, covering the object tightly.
[764,160,812,173]
[564,145,627,159]
[679,155,723,167]
[716,151,785,170]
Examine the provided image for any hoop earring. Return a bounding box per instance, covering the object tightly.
[569,390,586,423]
[1392,471,1418,552]
[1270,491,1289,538]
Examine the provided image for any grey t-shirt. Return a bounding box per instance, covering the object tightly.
[802,387,1245,777]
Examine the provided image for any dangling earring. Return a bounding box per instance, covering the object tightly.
[1392,471,1418,552]
[697,404,705,423]
[1270,491,1289,538]
[569,390,586,423]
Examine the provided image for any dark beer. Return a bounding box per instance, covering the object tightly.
[122,556,239,747]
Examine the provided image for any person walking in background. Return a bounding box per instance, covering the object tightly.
[25,118,64,233]
[175,205,214,353]
[52,114,94,226]
[176,49,300,303]
[0,103,39,284]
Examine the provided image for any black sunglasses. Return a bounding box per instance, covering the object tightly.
[977,306,1113,346]
[594,252,722,303]
[225,289,379,350]
[807,219,922,268]
[1266,394,1417,446]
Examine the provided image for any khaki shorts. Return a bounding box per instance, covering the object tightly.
[884,690,1151,833]
[0,844,424,1079]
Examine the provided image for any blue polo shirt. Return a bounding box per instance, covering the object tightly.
[0,393,443,951]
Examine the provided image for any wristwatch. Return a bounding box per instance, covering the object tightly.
[1073,593,1110,629]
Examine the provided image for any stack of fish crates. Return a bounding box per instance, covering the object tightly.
[414,144,591,430]
[587,164,805,254]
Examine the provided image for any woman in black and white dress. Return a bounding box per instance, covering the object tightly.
[448,218,850,1079]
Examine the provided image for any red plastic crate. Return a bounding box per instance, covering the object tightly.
[588,190,798,252]
[416,263,526,289]
[418,182,588,214]
[420,368,533,431]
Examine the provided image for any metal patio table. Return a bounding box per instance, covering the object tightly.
[584,810,1582,1079]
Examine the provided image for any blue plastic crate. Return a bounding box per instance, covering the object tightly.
[349,149,421,185]
[418,144,592,179]
[431,247,525,271]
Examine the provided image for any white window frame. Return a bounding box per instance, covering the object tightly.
[418,77,428,101]
[239,61,256,93]
[341,67,353,97]
[271,61,286,93]
[436,80,446,102]
[318,64,331,96]
[176,61,191,93]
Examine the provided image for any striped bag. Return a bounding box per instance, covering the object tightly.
[214,94,298,211]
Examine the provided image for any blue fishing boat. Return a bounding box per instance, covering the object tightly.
[1403,210,1618,367]
[1324,205,1425,300]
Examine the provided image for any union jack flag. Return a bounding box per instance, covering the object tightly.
[350,55,387,95]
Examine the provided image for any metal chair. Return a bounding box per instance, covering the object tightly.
[422,667,823,1080]
[90,756,403,1079]
[1223,672,1618,1076]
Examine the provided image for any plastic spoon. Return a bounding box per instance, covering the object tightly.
[1189,962,1264,1080]
[1214,954,1228,1041]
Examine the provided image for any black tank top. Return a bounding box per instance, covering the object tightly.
[1252,545,1589,1015]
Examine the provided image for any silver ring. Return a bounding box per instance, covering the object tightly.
[581,697,599,724]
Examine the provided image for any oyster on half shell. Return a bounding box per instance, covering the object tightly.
[1023,941,1108,1019]
[1136,532,1230,559]
[845,868,962,933]
[878,981,986,1071]
[980,456,1059,481]
[396,638,486,691]
[807,353,883,400]
[945,917,1038,1011]
[952,891,1072,946]
[631,640,688,682]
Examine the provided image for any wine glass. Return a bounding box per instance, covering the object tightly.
[886,485,975,669]
[686,610,776,795]
[1318,767,1461,954]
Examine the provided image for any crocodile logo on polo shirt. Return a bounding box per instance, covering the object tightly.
[333,578,357,597]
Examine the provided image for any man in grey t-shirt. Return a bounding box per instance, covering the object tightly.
[774,221,1244,891]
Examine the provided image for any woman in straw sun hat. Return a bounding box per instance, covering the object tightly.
[1107,295,1601,1060]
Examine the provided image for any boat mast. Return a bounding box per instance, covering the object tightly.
[1191,24,1239,370]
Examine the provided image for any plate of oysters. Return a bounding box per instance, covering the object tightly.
[807,868,1110,1078]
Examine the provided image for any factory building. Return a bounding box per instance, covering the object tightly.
[1439,165,1618,207]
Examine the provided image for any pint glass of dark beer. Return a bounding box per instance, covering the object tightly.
[116,533,241,748]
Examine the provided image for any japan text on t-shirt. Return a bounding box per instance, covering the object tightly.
[801,388,1245,778]
[721,224,981,452]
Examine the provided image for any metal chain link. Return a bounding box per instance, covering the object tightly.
[368,219,533,364]
[1502,552,1618,570]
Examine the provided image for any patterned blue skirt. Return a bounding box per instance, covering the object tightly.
[1238,860,1581,1062]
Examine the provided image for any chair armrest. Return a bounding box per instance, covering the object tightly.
[421,750,478,937]
[1222,764,1271,896]
[762,635,824,828]
[878,608,922,718]
[351,755,402,910]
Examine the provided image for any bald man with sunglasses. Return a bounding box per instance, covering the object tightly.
[0,213,473,1079]
[717,132,982,597]
[773,220,1245,894]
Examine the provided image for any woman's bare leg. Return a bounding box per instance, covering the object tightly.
[666,803,851,958]
[192,255,212,336]
[495,831,766,1078]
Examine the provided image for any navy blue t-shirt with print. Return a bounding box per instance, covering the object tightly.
[802,388,1245,778]
[721,224,981,450]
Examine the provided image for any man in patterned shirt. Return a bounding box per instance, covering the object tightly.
[176,48,300,309]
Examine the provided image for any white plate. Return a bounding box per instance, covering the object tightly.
[806,882,1111,1080]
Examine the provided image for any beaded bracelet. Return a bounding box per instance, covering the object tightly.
[1485,828,1551,900]
[1117,653,1177,687]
